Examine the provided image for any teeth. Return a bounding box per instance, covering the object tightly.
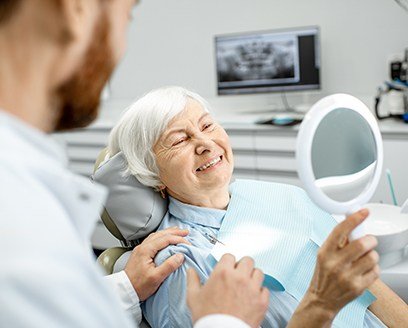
[197,156,221,172]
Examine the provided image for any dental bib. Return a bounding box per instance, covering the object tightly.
[210,179,375,328]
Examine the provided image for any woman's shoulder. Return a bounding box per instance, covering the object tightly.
[152,229,214,275]
[153,243,192,266]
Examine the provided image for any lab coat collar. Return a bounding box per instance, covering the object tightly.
[0,110,67,166]
[62,175,108,243]
[0,109,107,243]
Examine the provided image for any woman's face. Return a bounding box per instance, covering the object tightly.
[154,100,234,204]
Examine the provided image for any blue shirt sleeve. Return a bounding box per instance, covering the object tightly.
[142,244,210,328]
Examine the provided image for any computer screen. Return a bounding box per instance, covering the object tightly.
[215,26,320,95]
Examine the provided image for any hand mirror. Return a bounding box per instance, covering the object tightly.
[296,94,383,239]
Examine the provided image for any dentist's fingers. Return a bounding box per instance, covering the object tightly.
[186,268,202,305]
[252,268,265,287]
[145,227,189,242]
[260,287,270,305]
[186,254,269,327]
[212,253,237,272]
[124,229,190,301]
[153,253,185,283]
[146,235,191,258]
[236,256,255,276]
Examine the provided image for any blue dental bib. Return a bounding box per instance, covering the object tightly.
[210,179,375,328]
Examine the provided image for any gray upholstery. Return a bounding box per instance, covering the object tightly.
[93,152,168,242]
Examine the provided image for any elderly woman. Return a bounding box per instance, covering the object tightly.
[108,87,407,328]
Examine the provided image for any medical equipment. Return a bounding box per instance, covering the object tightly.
[374,80,408,122]
[375,48,408,121]
[390,48,408,83]
[257,115,303,126]
[296,94,383,240]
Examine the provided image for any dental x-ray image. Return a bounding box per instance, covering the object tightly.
[216,34,300,87]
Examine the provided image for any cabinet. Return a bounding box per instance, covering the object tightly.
[225,125,300,186]
[224,122,408,205]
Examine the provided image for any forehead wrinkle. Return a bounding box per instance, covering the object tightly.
[198,112,210,121]
[163,112,209,139]
[163,128,186,140]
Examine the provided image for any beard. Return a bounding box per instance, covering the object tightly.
[53,13,115,131]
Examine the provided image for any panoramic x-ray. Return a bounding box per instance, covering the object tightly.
[216,34,299,85]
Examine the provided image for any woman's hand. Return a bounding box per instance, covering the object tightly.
[288,209,380,327]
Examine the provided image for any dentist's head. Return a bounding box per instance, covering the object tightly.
[0,0,136,132]
[109,86,234,209]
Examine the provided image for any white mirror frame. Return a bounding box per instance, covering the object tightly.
[296,94,383,217]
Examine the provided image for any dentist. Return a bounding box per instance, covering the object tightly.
[0,1,267,327]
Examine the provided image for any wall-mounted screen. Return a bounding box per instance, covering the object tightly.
[215,26,320,95]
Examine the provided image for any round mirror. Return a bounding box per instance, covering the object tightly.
[297,94,383,239]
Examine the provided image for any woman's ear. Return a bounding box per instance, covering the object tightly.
[158,185,167,199]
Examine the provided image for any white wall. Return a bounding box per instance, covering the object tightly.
[103,0,408,117]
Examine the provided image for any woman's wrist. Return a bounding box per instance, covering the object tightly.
[288,291,337,328]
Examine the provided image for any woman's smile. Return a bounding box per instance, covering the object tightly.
[196,155,223,173]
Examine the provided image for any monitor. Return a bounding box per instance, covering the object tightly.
[215,26,320,95]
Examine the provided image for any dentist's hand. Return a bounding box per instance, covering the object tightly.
[288,209,380,327]
[124,227,190,301]
[187,254,269,328]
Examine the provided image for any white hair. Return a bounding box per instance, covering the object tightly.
[108,86,211,189]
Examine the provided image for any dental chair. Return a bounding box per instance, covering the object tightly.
[92,148,168,327]
[92,148,168,273]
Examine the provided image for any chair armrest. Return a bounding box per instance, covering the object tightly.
[97,247,131,275]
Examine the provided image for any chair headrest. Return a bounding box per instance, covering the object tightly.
[93,152,168,241]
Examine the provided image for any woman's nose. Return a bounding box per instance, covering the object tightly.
[195,135,215,155]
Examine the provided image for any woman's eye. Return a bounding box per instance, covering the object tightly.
[172,139,185,146]
[203,123,213,131]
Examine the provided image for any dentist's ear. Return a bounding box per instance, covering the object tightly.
[58,0,98,45]
[48,0,100,85]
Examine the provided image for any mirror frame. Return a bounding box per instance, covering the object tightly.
[296,94,383,215]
